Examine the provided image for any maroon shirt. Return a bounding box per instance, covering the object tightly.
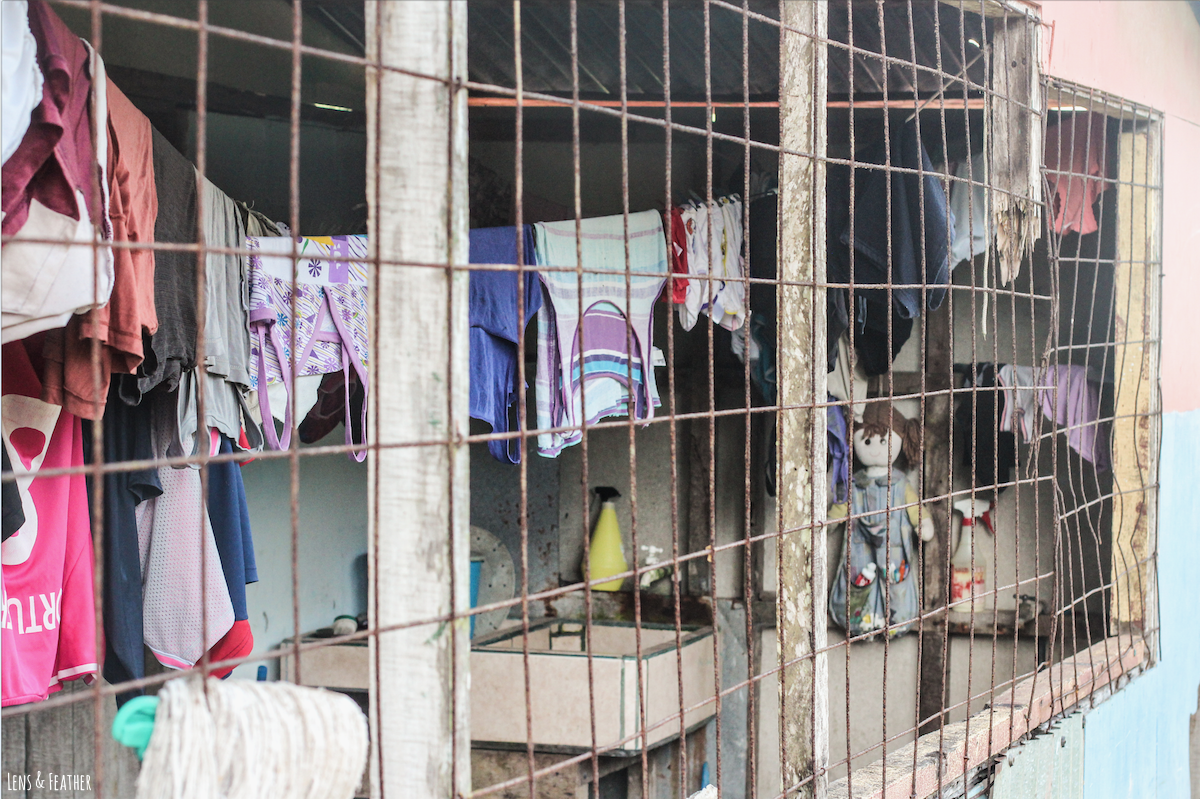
[1,0,96,237]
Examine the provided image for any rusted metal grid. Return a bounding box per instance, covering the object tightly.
[0,2,1162,799]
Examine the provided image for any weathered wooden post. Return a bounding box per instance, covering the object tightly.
[366,2,470,797]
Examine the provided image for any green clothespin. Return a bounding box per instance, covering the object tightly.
[111,696,159,761]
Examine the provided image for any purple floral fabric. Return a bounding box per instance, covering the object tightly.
[246,235,369,390]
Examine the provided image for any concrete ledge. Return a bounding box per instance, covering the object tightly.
[827,636,1148,799]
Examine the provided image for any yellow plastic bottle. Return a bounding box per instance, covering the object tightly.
[587,487,627,592]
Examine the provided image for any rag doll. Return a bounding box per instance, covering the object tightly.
[829,402,933,637]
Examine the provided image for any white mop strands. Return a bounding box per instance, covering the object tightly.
[135,677,369,799]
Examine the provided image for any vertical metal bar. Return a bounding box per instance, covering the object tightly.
[1000,12,1029,752]
[86,1,106,793]
[982,1,1001,755]
[660,3,693,796]
[701,6,726,798]
[567,2,603,795]
[956,0,980,775]
[739,5,758,799]
[777,2,828,796]
[613,5,652,792]
[364,4,470,798]
[287,0,304,695]
[841,1,858,789]
[194,0,211,691]
[509,8,536,799]
[915,0,950,755]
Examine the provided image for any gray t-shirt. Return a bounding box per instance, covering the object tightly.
[200,177,251,389]
[119,128,197,404]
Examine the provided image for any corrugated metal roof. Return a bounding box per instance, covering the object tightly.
[828,1,988,98]
[467,0,988,101]
[467,0,780,100]
[299,1,991,102]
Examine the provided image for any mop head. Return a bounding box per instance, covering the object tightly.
[136,677,368,799]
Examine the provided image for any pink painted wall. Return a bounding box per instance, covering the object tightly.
[1038,1,1200,412]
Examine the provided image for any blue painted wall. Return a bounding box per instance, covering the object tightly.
[1083,411,1200,798]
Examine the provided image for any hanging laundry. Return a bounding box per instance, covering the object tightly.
[949,152,990,268]
[298,369,364,446]
[998,363,1109,470]
[2,0,94,234]
[136,462,235,671]
[469,225,542,464]
[953,363,1018,493]
[1044,113,1109,237]
[237,202,291,441]
[176,368,261,460]
[678,196,746,332]
[248,235,370,460]
[169,176,256,453]
[118,127,199,404]
[827,397,850,503]
[947,151,998,335]
[200,176,252,387]
[2,1,43,166]
[82,382,160,700]
[665,208,690,304]
[131,412,251,677]
[534,211,667,457]
[741,194,782,496]
[266,374,323,429]
[41,77,158,420]
[1040,365,1109,469]
[855,301,914,378]
[1,341,97,707]
[2,2,114,344]
[996,364,1040,440]
[828,333,868,423]
[203,434,257,678]
[827,118,951,376]
[199,180,250,388]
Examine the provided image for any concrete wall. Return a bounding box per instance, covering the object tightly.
[235,447,369,680]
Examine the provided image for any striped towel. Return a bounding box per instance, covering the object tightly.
[534,211,668,457]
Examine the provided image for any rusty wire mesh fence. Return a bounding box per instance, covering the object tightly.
[0,2,1161,799]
